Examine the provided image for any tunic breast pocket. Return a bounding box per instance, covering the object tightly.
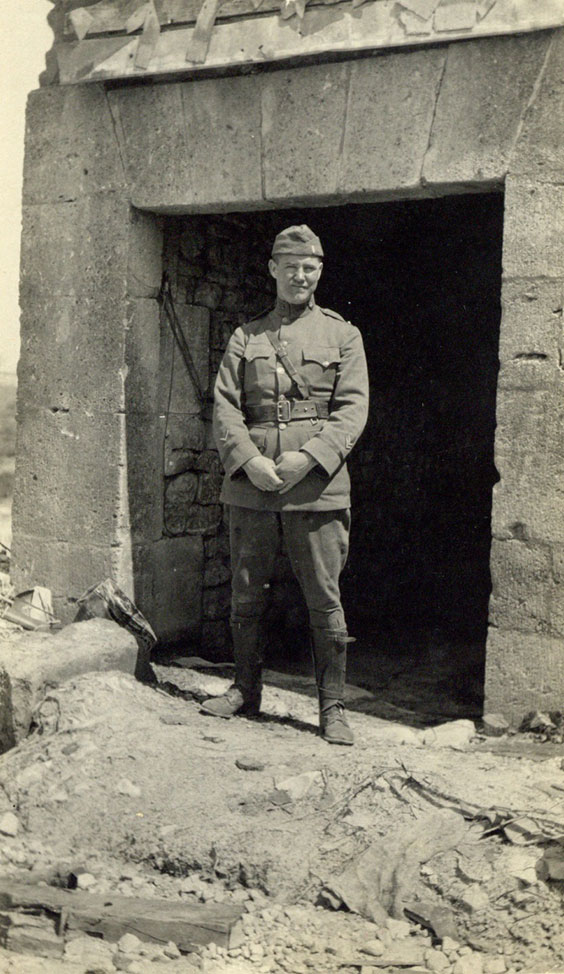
[243,340,274,392]
[302,346,341,395]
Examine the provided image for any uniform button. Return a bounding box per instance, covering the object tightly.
[279,423,287,430]
[282,340,288,347]
[323,360,330,367]
[281,317,288,324]
[276,366,285,375]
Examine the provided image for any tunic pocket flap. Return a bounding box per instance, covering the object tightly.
[302,346,341,367]
[244,340,272,362]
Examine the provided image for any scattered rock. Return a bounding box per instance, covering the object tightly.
[274,770,323,801]
[361,938,385,956]
[0,812,19,836]
[118,933,143,954]
[164,940,181,959]
[454,953,484,974]
[64,934,115,970]
[235,757,266,772]
[482,714,510,737]
[370,941,427,967]
[484,958,506,974]
[385,918,411,940]
[116,778,142,798]
[76,871,97,890]
[422,720,476,749]
[528,710,555,731]
[459,885,490,913]
[425,948,451,971]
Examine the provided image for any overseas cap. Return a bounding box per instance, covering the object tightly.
[272,225,324,258]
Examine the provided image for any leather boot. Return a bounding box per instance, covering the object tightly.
[310,628,354,746]
[200,619,262,718]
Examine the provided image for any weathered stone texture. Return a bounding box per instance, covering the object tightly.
[20,196,130,307]
[509,29,564,181]
[341,49,446,195]
[22,85,127,205]
[493,386,564,545]
[485,630,564,723]
[423,34,551,185]
[127,210,164,299]
[132,536,204,642]
[13,406,123,546]
[262,63,348,202]
[0,619,138,753]
[10,538,116,621]
[489,539,553,634]
[125,412,166,544]
[108,76,263,210]
[502,178,564,280]
[498,278,564,372]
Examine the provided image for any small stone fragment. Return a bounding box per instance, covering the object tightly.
[116,778,142,798]
[454,954,484,974]
[442,937,461,955]
[236,757,266,772]
[362,938,385,956]
[459,885,489,913]
[482,713,510,737]
[374,942,427,967]
[76,872,97,890]
[0,812,19,837]
[425,948,450,971]
[385,918,411,940]
[118,933,143,954]
[274,770,323,801]
[422,720,476,749]
[484,958,506,974]
[164,940,181,959]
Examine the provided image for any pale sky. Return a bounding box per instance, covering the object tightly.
[0,1,51,373]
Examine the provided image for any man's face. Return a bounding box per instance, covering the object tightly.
[269,254,323,305]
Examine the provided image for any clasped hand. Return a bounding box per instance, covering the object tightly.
[244,451,315,494]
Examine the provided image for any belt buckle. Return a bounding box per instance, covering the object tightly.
[276,398,291,423]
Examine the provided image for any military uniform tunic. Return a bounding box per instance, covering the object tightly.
[214,298,369,510]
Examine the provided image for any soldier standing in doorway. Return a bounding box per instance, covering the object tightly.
[201,226,369,745]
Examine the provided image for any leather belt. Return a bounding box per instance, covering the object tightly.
[245,399,329,424]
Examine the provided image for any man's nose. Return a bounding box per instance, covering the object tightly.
[292,267,306,281]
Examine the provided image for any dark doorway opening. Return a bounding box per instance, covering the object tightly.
[160,192,503,722]
[266,193,503,720]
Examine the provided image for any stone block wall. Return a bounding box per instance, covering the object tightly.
[13,29,564,715]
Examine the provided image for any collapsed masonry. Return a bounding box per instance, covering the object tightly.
[12,15,564,723]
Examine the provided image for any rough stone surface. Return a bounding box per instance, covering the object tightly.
[423,34,550,185]
[489,539,553,634]
[109,76,263,210]
[342,48,446,195]
[503,177,564,280]
[484,629,564,722]
[262,62,348,202]
[22,84,127,205]
[498,278,564,372]
[132,535,204,643]
[509,29,564,181]
[0,619,138,753]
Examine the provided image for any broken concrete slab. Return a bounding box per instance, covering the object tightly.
[0,619,139,753]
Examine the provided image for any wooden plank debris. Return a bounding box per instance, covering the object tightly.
[0,882,244,953]
[54,0,564,84]
[185,0,224,62]
[135,0,161,67]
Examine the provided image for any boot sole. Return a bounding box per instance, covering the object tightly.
[199,702,260,719]
[321,733,354,746]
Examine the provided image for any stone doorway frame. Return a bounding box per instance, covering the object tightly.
[14,30,564,722]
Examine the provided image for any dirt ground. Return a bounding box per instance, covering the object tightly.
[0,661,563,974]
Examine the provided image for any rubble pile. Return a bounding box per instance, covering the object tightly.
[0,666,562,973]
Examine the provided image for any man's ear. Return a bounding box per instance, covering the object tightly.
[268,258,278,280]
